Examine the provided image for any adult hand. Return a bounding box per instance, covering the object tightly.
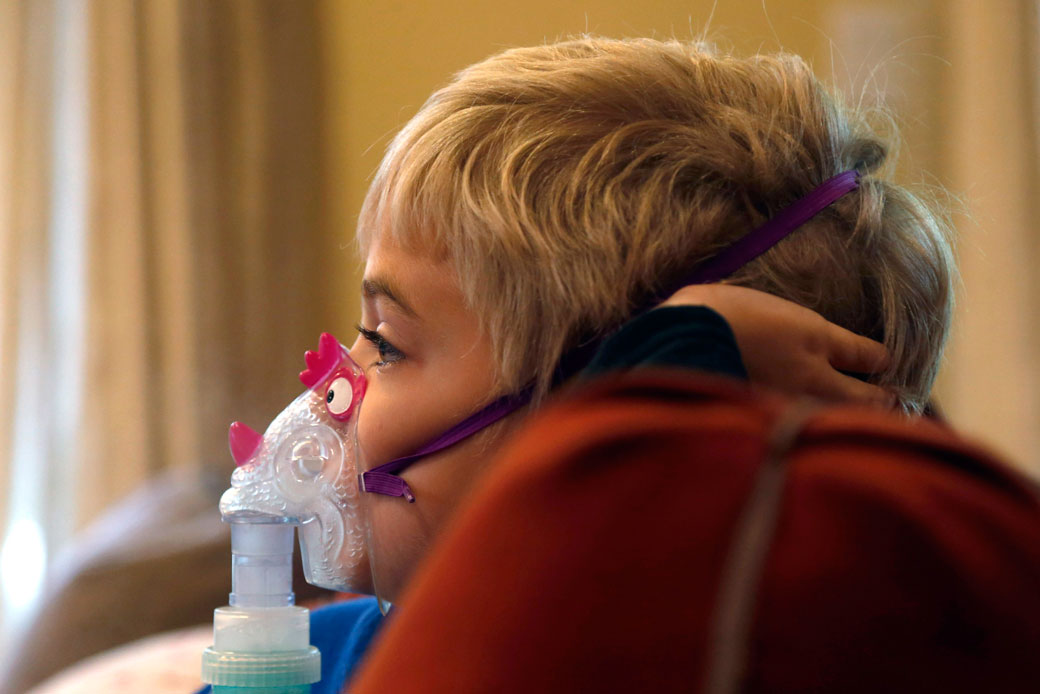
[660,284,895,407]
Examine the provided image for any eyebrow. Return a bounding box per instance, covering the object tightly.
[362,277,418,319]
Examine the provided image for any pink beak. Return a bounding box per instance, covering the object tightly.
[228,421,263,466]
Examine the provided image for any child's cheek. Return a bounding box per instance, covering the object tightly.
[356,392,391,471]
[355,386,435,470]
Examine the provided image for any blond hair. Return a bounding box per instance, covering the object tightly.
[358,37,955,412]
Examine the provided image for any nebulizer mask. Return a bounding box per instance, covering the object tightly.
[201,333,369,692]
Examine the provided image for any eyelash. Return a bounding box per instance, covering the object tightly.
[355,324,405,367]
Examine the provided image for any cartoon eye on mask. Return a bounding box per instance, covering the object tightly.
[325,373,362,420]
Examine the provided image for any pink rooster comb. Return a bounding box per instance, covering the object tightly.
[300,332,344,389]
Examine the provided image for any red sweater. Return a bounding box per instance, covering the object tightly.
[353,372,1040,693]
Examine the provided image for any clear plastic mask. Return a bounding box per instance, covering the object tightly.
[218,333,371,593]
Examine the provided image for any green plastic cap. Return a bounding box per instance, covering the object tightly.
[202,646,321,688]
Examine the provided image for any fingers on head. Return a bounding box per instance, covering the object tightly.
[805,368,897,408]
[826,324,891,373]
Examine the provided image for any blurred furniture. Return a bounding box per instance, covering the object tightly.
[24,626,211,694]
[0,467,332,694]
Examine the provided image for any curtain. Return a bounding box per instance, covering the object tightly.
[937,0,1040,475]
[0,0,65,649]
[81,0,330,524]
[0,0,334,654]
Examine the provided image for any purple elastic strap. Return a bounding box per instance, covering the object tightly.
[361,387,534,502]
[678,171,859,286]
[361,171,859,501]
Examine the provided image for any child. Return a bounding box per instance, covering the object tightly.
[205,36,961,693]
[347,34,951,609]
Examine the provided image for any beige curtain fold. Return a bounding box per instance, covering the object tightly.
[0,0,29,561]
[81,0,329,530]
[936,0,1040,475]
[0,0,58,647]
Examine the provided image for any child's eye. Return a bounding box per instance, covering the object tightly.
[355,324,405,367]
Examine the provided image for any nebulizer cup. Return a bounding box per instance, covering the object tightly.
[201,521,320,693]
